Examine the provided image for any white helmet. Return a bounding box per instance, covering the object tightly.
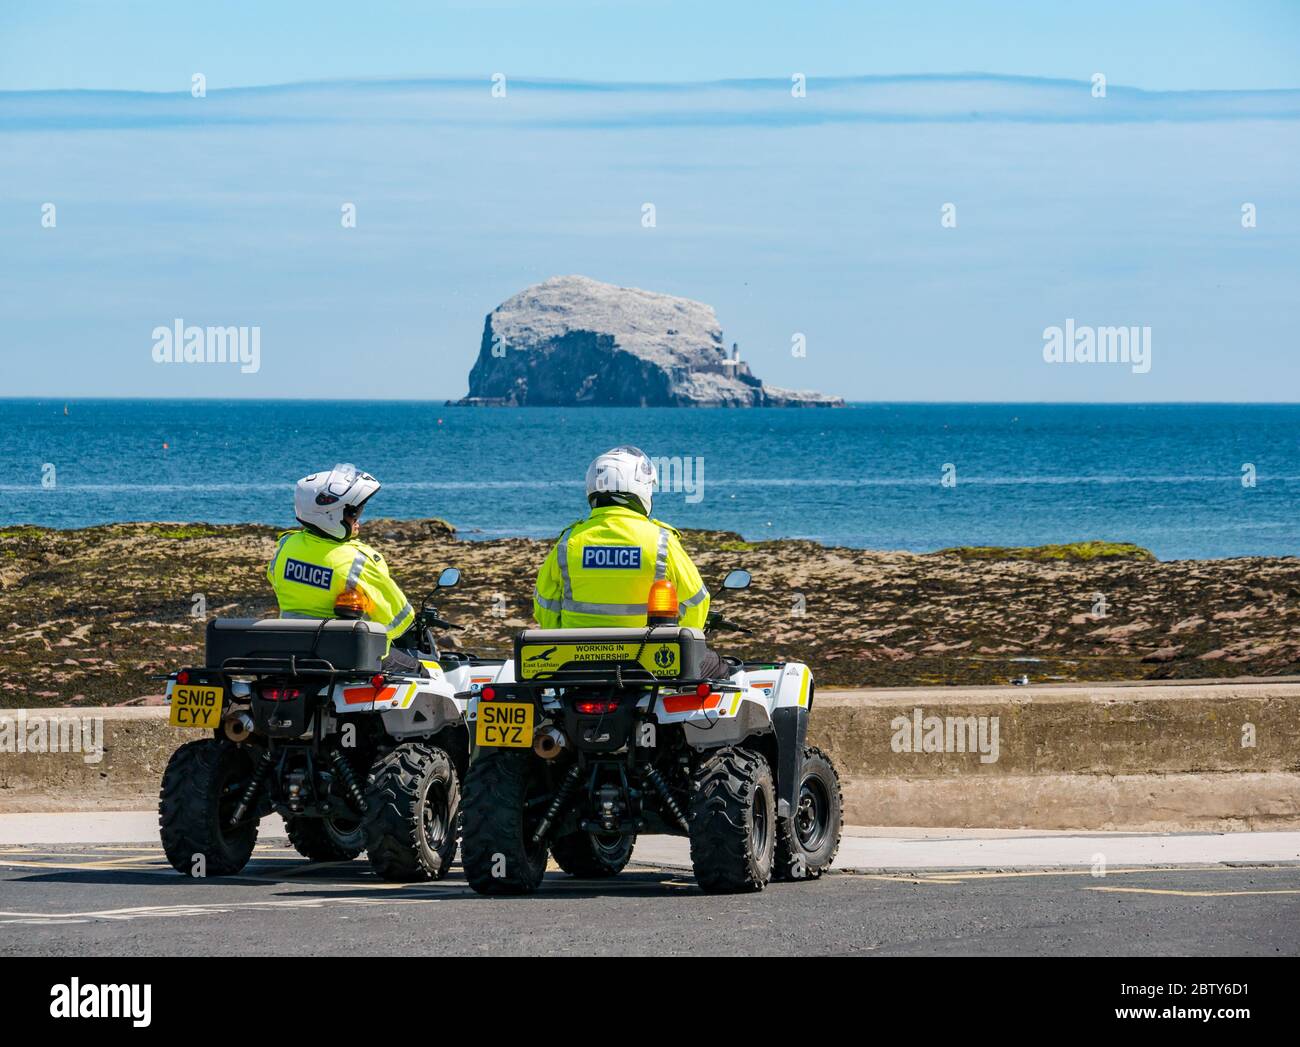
[586,446,658,516]
[294,464,381,540]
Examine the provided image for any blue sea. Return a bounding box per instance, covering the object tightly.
[2,400,1297,560]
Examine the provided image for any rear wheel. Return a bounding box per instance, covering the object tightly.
[159,738,259,877]
[286,815,365,862]
[688,747,775,894]
[461,747,550,895]
[362,742,459,882]
[551,829,635,878]
[773,747,842,881]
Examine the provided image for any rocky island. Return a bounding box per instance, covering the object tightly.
[458,275,843,407]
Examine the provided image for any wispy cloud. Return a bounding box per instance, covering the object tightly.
[3,74,1299,134]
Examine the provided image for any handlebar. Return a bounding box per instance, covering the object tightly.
[705,611,752,636]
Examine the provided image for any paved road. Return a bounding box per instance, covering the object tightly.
[1,830,1297,956]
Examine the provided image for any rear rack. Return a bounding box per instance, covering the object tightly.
[503,670,741,693]
[151,655,382,684]
[218,655,345,677]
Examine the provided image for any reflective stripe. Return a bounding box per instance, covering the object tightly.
[680,585,709,608]
[562,598,647,617]
[534,589,563,613]
[279,611,323,619]
[384,602,414,632]
[345,551,367,591]
[556,528,574,602]
[269,533,292,578]
[655,527,669,580]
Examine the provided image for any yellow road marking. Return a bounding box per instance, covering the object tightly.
[0,858,164,871]
[854,874,965,885]
[844,865,1295,883]
[0,889,475,925]
[1087,886,1300,898]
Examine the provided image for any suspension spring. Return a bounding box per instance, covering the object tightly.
[532,763,582,844]
[329,750,367,811]
[230,749,274,827]
[643,765,689,832]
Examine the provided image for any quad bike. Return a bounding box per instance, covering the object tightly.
[460,569,842,895]
[158,567,503,880]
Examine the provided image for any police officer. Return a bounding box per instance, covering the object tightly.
[268,463,421,674]
[533,446,730,679]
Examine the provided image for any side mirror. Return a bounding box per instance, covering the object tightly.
[437,567,461,589]
[721,569,751,590]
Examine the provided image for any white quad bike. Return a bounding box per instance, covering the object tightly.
[461,569,843,895]
[158,567,505,880]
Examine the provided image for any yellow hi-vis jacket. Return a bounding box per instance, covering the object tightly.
[267,529,415,655]
[533,505,710,631]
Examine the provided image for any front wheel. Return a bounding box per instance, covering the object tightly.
[286,815,365,863]
[551,829,635,878]
[688,747,775,894]
[461,747,550,895]
[362,742,459,882]
[773,747,842,881]
[158,738,259,877]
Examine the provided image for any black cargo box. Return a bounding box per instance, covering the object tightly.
[205,618,387,673]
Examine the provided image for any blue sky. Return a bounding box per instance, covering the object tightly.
[1,3,1298,401]
[2,1,1299,92]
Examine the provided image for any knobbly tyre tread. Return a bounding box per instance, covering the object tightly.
[158,738,259,877]
[688,746,775,894]
[461,747,549,894]
[550,830,636,878]
[285,815,365,862]
[773,745,843,881]
[362,742,458,882]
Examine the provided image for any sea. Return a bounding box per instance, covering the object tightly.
[2,400,1297,561]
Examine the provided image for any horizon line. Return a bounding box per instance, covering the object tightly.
[5,70,1300,99]
[4,397,1300,407]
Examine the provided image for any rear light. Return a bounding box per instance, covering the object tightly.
[481,686,496,701]
[575,698,620,715]
[260,686,302,702]
[695,682,711,698]
[370,673,385,689]
[176,670,190,686]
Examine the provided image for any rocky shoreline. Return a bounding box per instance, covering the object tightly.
[2,521,1298,708]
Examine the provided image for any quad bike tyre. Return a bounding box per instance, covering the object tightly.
[688,747,775,894]
[159,738,259,877]
[363,742,459,882]
[773,746,843,881]
[551,829,636,878]
[286,815,366,862]
[461,747,550,894]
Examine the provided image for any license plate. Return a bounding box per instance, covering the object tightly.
[170,684,224,729]
[475,702,534,748]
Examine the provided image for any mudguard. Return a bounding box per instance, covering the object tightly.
[771,705,809,819]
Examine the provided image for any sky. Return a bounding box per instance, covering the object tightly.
[1,2,1298,402]
[3,1,1300,92]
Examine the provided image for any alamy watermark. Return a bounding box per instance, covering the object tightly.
[890,707,1000,764]
[591,455,705,504]
[1043,319,1150,374]
[151,319,261,374]
[0,712,104,764]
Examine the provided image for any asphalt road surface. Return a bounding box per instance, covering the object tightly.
[1,839,1297,956]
